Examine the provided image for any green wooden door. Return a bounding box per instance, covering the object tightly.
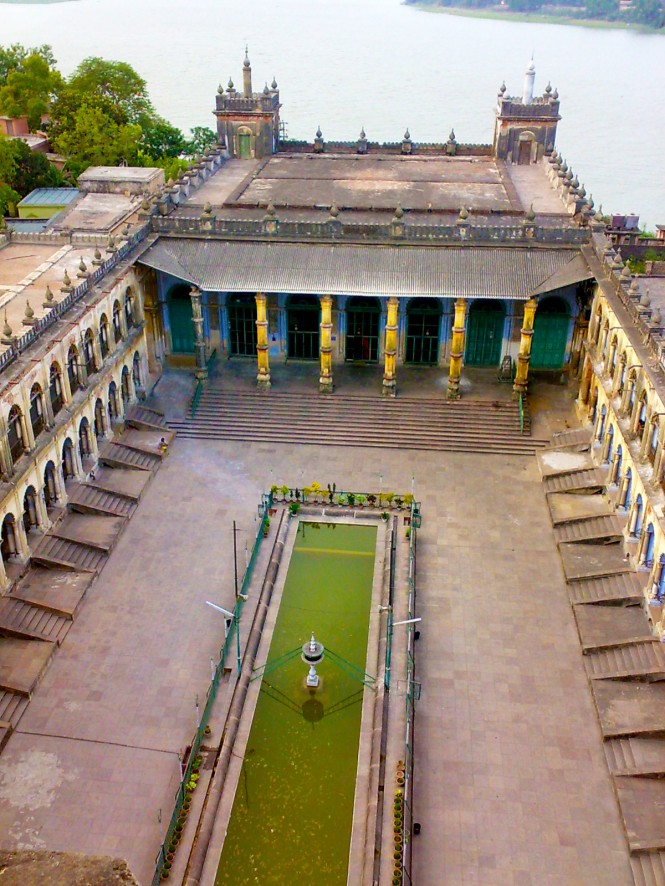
[465,303,505,366]
[239,133,252,159]
[168,290,195,353]
[531,300,570,369]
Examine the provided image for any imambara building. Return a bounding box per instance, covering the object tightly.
[0,56,664,629]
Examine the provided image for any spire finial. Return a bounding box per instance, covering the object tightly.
[244,45,250,67]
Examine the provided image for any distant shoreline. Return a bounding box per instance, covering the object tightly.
[408,2,663,34]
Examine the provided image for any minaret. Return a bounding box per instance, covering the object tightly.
[243,46,252,98]
[522,57,535,105]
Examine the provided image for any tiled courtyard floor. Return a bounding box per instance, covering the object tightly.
[0,376,633,884]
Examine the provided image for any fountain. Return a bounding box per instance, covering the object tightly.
[302,633,324,688]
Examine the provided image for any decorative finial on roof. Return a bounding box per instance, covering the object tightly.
[499,81,506,95]
[652,306,662,325]
[359,126,366,140]
[244,45,250,67]
[77,257,87,278]
[62,269,71,289]
[217,83,224,95]
[578,184,586,199]
[525,204,536,222]
[621,263,632,279]
[265,202,276,218]
[316,126,322,139]
[329,202,340,219]
[106,234,117,254]
[43,285,54,307]
[394,203,404,220]
[202,201,213,216]
[227,77,234,92]
[23,300,35,326]
[1,312,12,342]
[458,206,469,221]
[263,82,270,95]
[630,278,639,293]
[640,289,651,307]
[553,87,559,100]
[271,77,278,90]
[92,246,103,266]
[449,129,456,142]
[545,81,552,94]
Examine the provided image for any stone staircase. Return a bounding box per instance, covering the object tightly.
[553,514,625,545]
[0,405,173,758]
[632,851,665,886]
[169,389,548,456]
[584,643,665,682]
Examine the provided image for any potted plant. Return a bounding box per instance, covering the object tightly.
[280,485,290,502]
[394,495,403,509]
[385,492,395,508]
[356,494,366,508]
[310,481,322,502]
[381,511,389,521]
[403,493,414,509]
[289,501,300,516]
[336,493,345,506]
[302,486,312,502]
[263,517,271,537]
[367,493,377,507]
[270,484,278,501]
[346,492,355,507]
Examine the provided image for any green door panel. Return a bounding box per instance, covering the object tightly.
[531,312,569,369]
[168,296,195,353]
[465,306,504,366]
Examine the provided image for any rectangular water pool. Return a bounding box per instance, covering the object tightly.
[215,521,377,886]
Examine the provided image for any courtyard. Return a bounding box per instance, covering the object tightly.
[0,376,633,885]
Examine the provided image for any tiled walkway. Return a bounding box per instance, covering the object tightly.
[0,372,633,884]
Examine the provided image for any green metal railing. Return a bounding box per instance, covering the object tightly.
[151,491,271,886]
[518,393,525,434]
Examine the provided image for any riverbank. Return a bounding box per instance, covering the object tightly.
[409,2,662,33]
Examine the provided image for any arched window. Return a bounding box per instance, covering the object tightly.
[99,314,110,359]
[614,444,623,485]
[67,344,80,393]
[62,438,75,482]
[50,362,64,416]
[124,288,135,330]
[643,523,656,568]
[113,300,123,343]
[622,467,633,510]
[649,418,660,465]
[44,460,58,509]
[600,320,610,358]
[132,351,141,389]
[94,398,106,439]
[618,354,627,395]
[1,513,19,561]
[609,336,618,375]
[597,404,607,442]
[632,494,644,538]
[7,404,25,462]
[23,485,39,533]
[78,417,92,460]
[604,424,614,464]
[108,381,119,421]
[29,383,45,439]
[83,329,96,376]
[121,365,131,403]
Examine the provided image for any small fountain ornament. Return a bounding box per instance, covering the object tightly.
[302,633,325,688]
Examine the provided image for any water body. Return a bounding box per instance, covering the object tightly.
[1,0,663,227]
[216,521,377,885]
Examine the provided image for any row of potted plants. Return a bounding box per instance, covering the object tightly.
[392,759,406,885]
[160,753,203,880]
[271,482,414,510]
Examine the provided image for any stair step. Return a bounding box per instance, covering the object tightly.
[100,442,161,471]
[543,469,605,494]
[568,573,644,606]
[585,643,665,680]
[604,737,665,776]
[68,484,136,518]
[548,427,592,451]
[0,690,29,728]
[31,534,106,573]
[0,596,71,644]
[125,404,169,431]
[631,851,665,886]
[554,515,625,545]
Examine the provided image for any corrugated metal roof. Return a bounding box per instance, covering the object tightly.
[139,239,591,300]
[18,188,79,207]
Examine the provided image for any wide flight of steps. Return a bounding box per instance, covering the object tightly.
[169,390,548,456]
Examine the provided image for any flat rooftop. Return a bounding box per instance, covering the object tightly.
[179,151,571,225]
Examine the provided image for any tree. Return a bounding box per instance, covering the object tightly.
[141,117,186,159]
[0,133,16,184]
[65,57,153,126]
[0,44,55,85]
[53,104,142,178]
[186,126,218,156]
[0,53,62,130]
[7,139,63,195]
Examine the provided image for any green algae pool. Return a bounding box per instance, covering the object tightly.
[215,521,377,886]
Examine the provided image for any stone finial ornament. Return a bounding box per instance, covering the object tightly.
[621,264,632,279]
[92,246,103,266]
[43,285,55,308]
[329,202,340,219]
[217,83,224,95]
[393,203,404,220]
[106,235,117,254]
[499,81,506,95]
[22,300,35,326]
[525,204,536,223]
[545,82,552,95]
[201,202,213,217]
[77,257,87,278]
[263,83,270,95]
[458,206,469,221]
[316,126,323,140]
[1,312,13,344]
[640,289,651,307]
[227,78,234,92]
[404,128,411,141]
[61,269,72,290]
[553,88,559,99]
[652,307,662,325]
[271,77,278,90]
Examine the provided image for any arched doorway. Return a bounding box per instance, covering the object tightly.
[50,363,64,416]
[132,352,142,389]
[632,494,644,538]
[643,523,656,567]
[228,294,257,356]
[621,467,633,510]
[44,460,58,510]
[113,300,123,343]
[121,366,131,403]
[604,424,614,463]
[7,404,25,463]
[465,300,505,366]
[237,127,253,159]
[167,285,195,354]
[287,296,319,360]
[597,404,607,442]
[23,485,39,534]
[1,514,19,561]
[67,344,81,393]
[29,383,45,439]
[613,444,623,485]
[531,296,570,370]
[346,297,380,362]
[405,300,441,365]
[62,438,75,483]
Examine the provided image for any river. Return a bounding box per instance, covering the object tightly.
[1,0,663,228]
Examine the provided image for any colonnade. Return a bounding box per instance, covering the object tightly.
[187,287,543,397]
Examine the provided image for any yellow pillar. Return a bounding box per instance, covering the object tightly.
[255,292,271,389]
[382,297,399,397]
[319,294,333,393]
[446,298,467,400]
[513,296,538,397]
